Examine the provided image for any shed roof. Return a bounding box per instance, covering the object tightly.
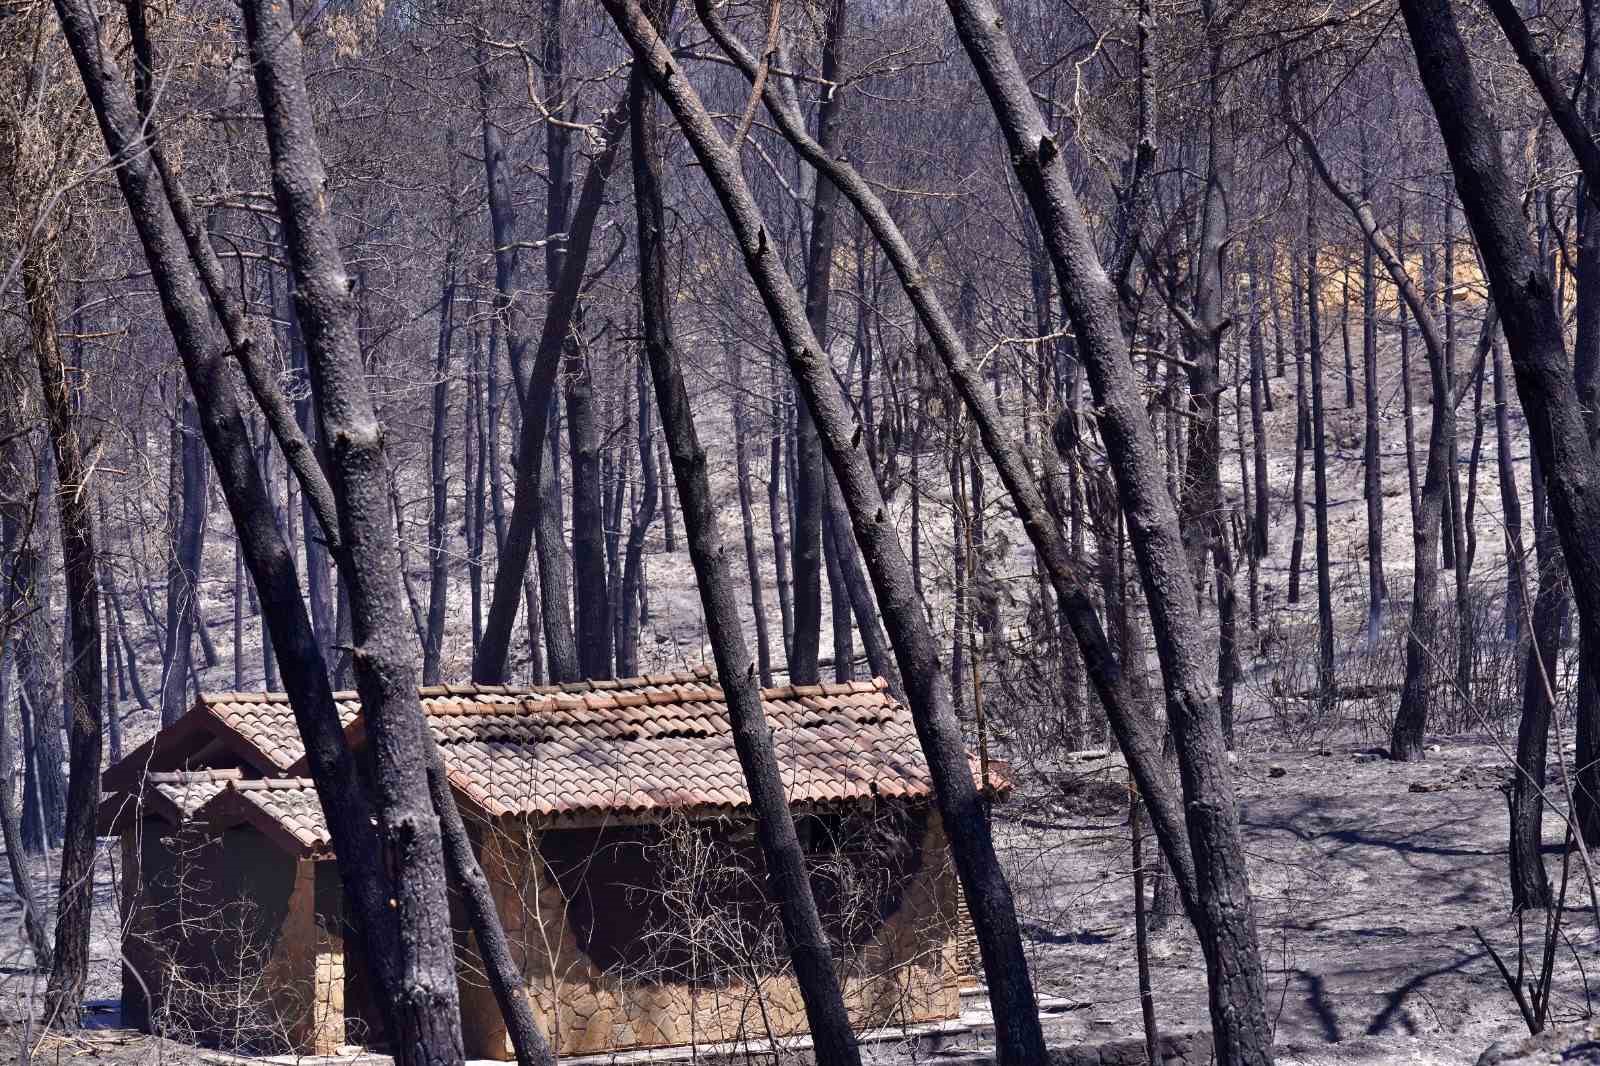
[101,668,1006,857]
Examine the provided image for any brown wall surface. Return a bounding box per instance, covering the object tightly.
[458,804,962,1059]
[120,823,343,1053]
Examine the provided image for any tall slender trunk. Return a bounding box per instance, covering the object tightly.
[240,4,466,1059]
[567,342,612,679]
[471,27,623,683]
[1247,246,1269,559]
[617,356,659,677]
[48,12,444,1054]
[160,397,206,724]
[0,433,53,969]
[423,263,457,685]
[628,40,863,1063]
[769,364,795,661]
[731,351,775,687]
[604,8,1054,1061]
[1494,337,1525,642]
[24,247,103,1025]
[1361,133,1386,651]
[1398,197,1421,522]
[789,0,847,687]
[1288,246,1308,608]
[1307,191,1336,696]
[1510,451,1561,910]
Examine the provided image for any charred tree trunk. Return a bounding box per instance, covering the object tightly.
[788,0,847,688]
[471,26,622,684]
[628,39,863,1063]
[1494,337,1525,643]
[731,350,775,687]
[160,396,206,724]
[240,3,467,1058]
[1288,245,1309,607]
[1247,246,1270,560]
[1510,451,1562,911]
[770,367,795,661]
[25,248,103,1025]
[1307,190,1337,697]
[617,356,659,677]
[423,259,458,685]
[1361,135,1386,651]
[604,7,1056,1061]
[49,12,442,1056]
[568,342,612,679]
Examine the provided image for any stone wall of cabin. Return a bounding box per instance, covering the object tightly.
[120,822,345,1054]
[457,806,962,1060]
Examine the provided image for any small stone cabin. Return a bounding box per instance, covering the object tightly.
[99,668,999,1058]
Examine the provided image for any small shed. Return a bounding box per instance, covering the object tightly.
[100,669,998,1058]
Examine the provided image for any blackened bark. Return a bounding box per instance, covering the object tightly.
[790,395,824,684]
[617,356,659,677]
[1247,246,1269,560]
[825,475,900,692]
[693,0,1239,1038]
[26,251,103,1026]
[770,367,795,658]
[1360,135,1385,651]
[627,39,863,1064]
[731,351,775,687]
[1494,337,1525,642]
[822,484,854,682]
[1289,246,1308,607]
[604,7,1053,1061]
[0,684,50,970]
[0,454,53,968]
[472,56,625,683]
[1306,190,1336,697]
[936,2,1272,1050]
[1285,100,1472,756]
[423,255,458,685]
[789,0,847,688]
[1510,453,1562,911]
[239,2,465,1059]
[105,563,148,710]
[161,397,206,724]
[952,444,971,713]
[11,536,64,853]
[568,345,613,679]
[1396,2,1600,787]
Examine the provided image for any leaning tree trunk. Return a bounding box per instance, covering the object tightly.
[1494,338,1525,643]
[602,6,1054,1061]
[1399,0,1600,817]
[50,6,431,1051]
[239,3,467,1060]
[627,37,863,1064]
[472,48,625,684]
[937,2,1272,1060]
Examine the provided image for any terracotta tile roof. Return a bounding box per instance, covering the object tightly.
[102,668,1008,855]
[202,778,332,856]
[97,769,243,834]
